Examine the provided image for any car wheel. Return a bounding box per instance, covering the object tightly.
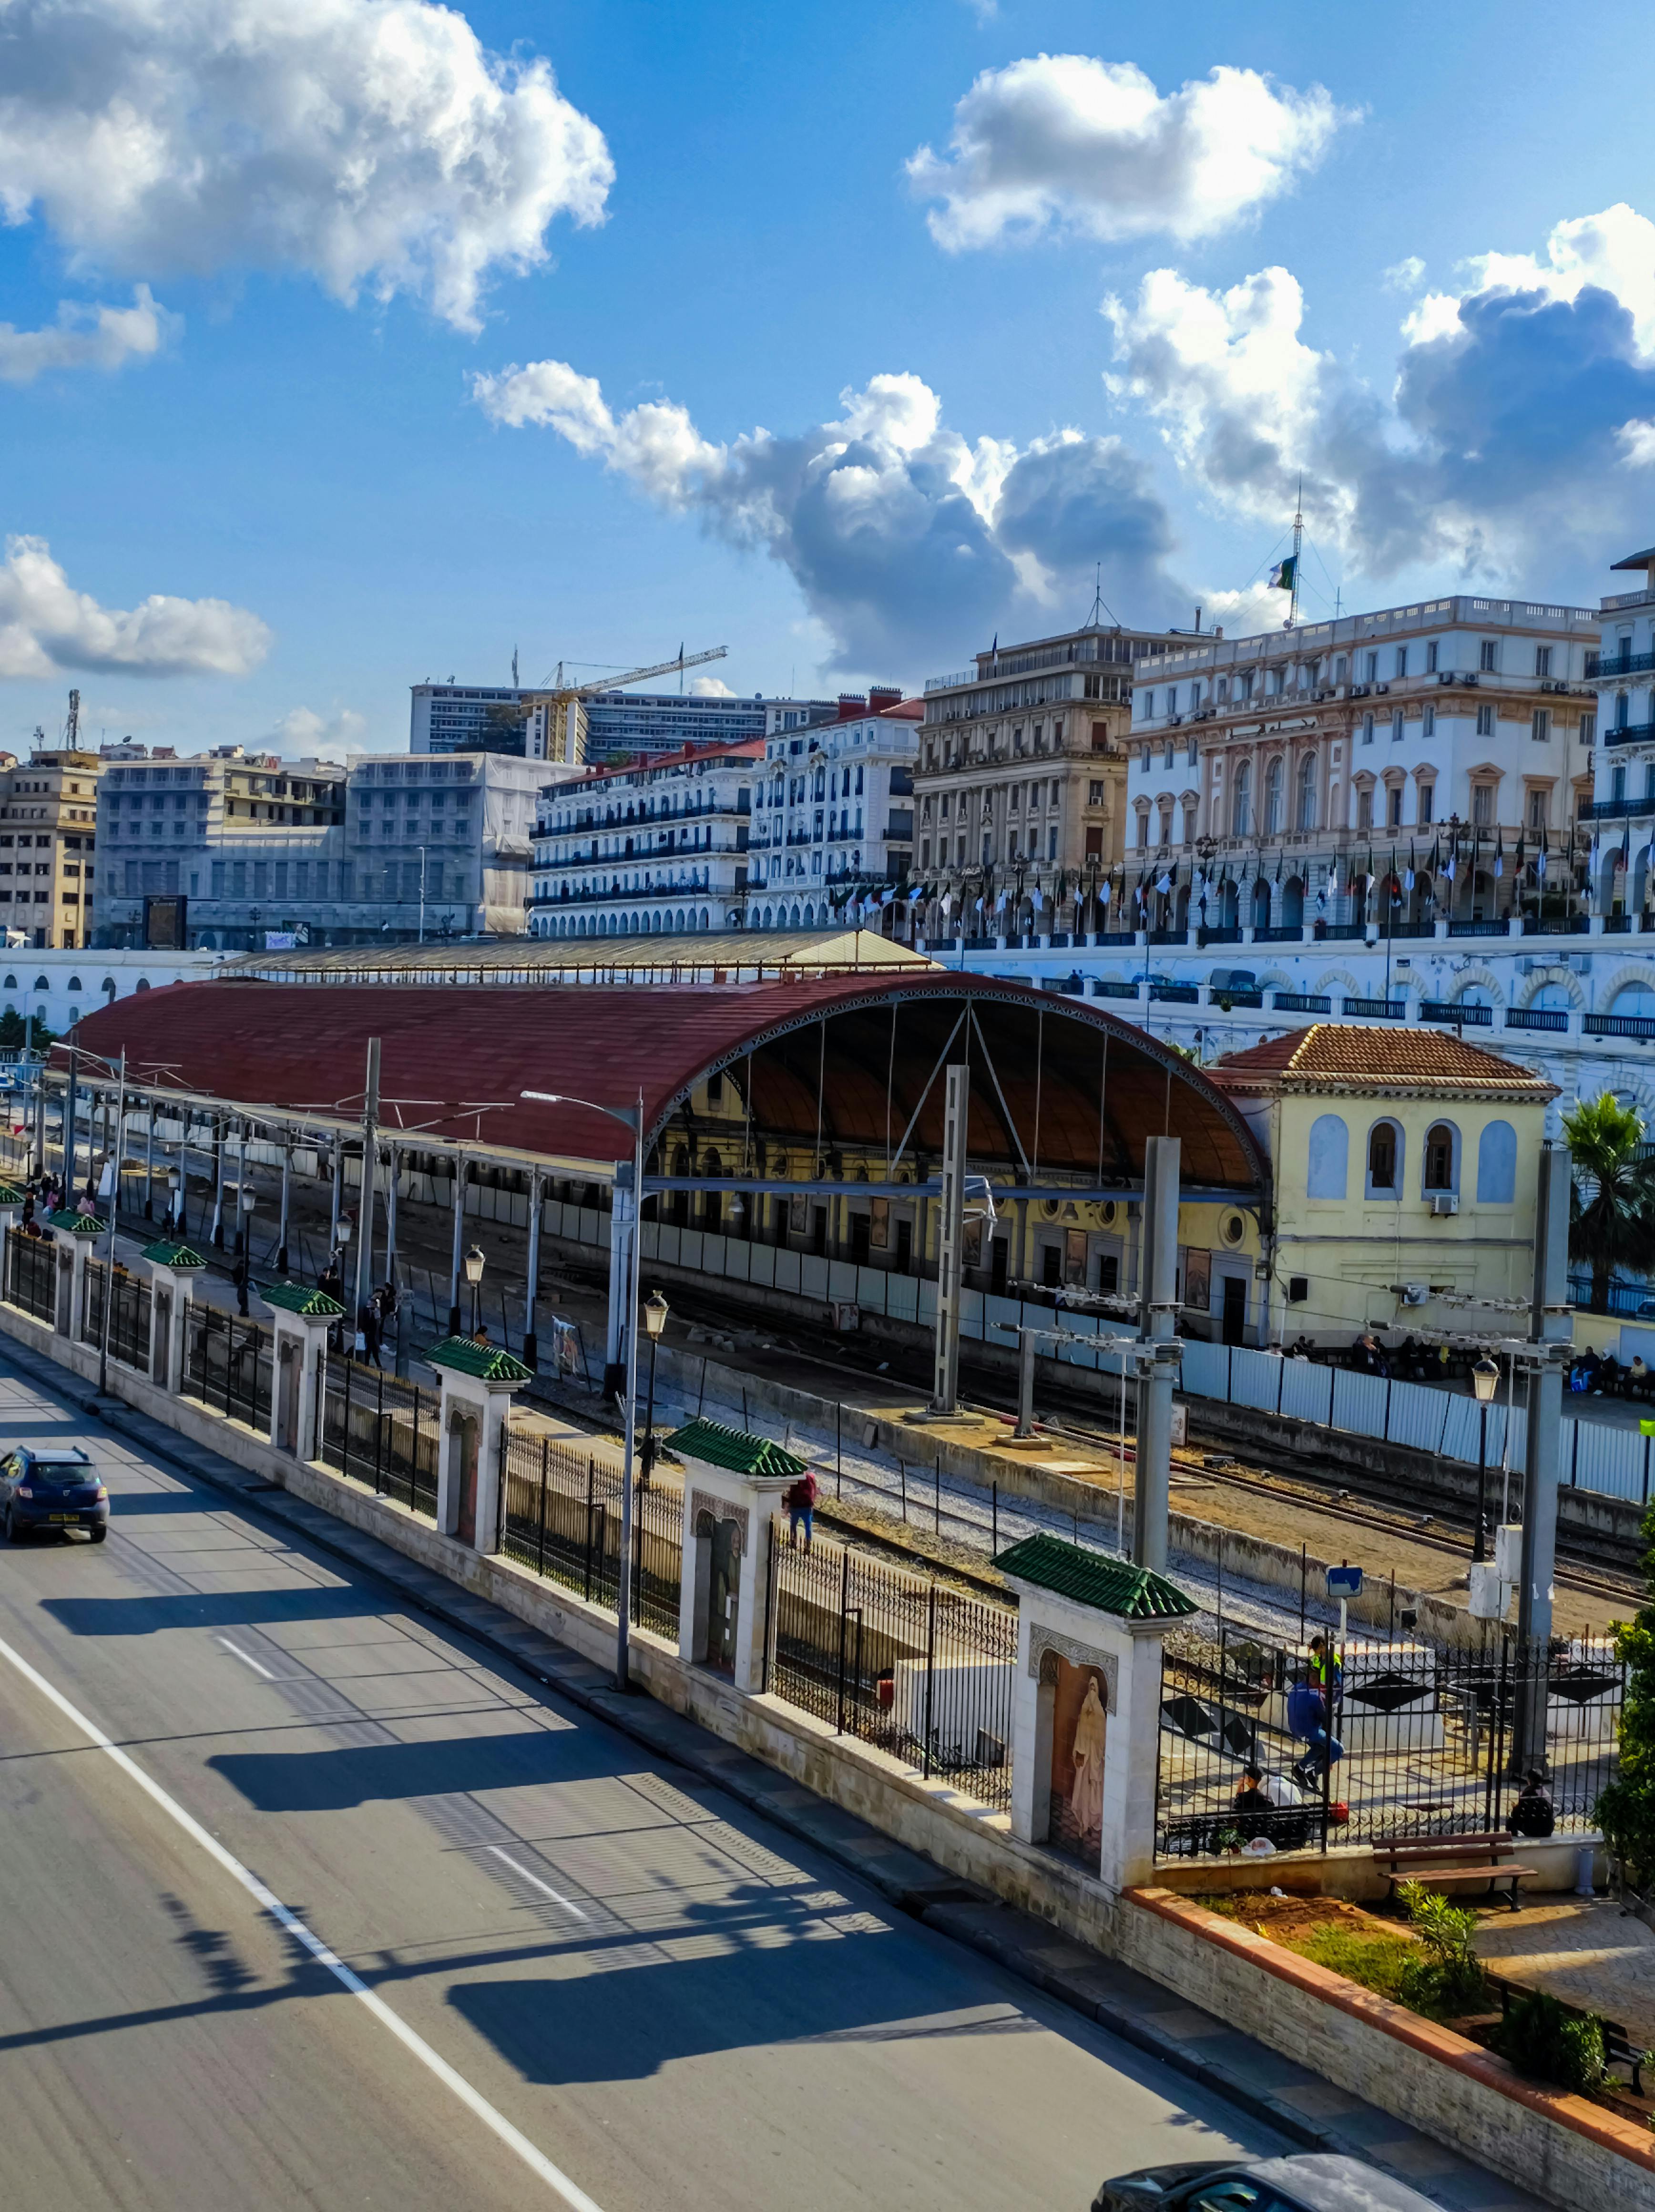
[89,1526,107,1544]
[4,1507,18,1544]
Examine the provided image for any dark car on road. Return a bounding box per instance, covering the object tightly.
[1095,2152,1450,2212]
[0,1446,109,1542]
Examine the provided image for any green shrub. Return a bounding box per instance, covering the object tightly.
[1490,1989,1608,2094]
[1395,1880,1487,2015]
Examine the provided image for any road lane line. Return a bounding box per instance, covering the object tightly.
[0,1628,606,2212]
[216,1637,277,1679]
[487,1846,589,1919]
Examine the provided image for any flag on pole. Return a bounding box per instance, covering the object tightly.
[1494,828,1504,880]
[1268,555,1298,592]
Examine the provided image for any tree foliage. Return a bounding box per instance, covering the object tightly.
[0,1006,53,1053]
[1597,1495,1655,1891]
[1563,1094,1655,1312]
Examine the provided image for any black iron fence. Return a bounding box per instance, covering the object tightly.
[181,1305,273,1434]
[5,1229,54,1325]
[1155,1627,1624,1859]
[318,1359,439,1520]
[499,1426,683,1639]
[82,1256,151,1373]
[762,1522,1017,1812]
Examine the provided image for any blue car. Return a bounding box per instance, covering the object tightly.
[1095,2154,1446,2211]
[0,1446,109,1542]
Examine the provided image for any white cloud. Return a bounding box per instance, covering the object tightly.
[475,361,1184,670]
[0,285,176,383]
[272,705,367,752]
[688,675,734,696]
[1383,255,1426,294]
[1103,202,1655,589]
[0,0,612,333]
[908,56,1350,251]
[0,536,270,679]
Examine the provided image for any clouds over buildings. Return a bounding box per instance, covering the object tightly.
[0,286,176,384]
[0,0,612,332]
[473,360,1184,671]
[0,536,270,679]
[1104,204,1655,588]
[908,56,1349,251]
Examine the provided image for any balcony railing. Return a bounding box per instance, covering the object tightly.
[1587,649,1655,679]
[1585,1013,1655,1039]
[1522,915,1590,934]
[1505,1007,1569,1031]
[1582,795,1655,819]
[1148,981,1198,1003]
[1420,1000,1492,1026]
[1254,923,1305,942]
[1342,997,1406,1018]
[1604,721,1655,748]
[1272,991,1330,1013]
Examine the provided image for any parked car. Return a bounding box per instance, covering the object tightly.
[1093,2152,1448,2212]
[0,1445,109,1542]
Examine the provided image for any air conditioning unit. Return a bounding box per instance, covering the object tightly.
[1428,1193,1459,1217]
[1377,682,1390,694]
[1350,684,1371,698]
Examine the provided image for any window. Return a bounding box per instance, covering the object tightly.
[1580,711,1596,746]
[1364,651,1379,682]
[1472,783,1493,826]
[1361,713,1375,744]
[1307,1113,1349,1199]
[1387,785,1402,828]
[1424,1121,1457,1193]
[1531,707,1551,742]
[1334,655,1347,683]
[1476,703,1494,737]
[1395,646,1408,678]
[1264,758,1283,832]
[1527,787,1548,829]
[1367,1120,1401,1194]
[1477,1120,1517,1204]
[1535,645,1553,678]
[1418,780,1434,824]
[1480,639,1498,672]
[1141,690,1154,718]
[1391,708,1404,742]
[1356,785,1373,831]
[1232,763,1251,837]
[1087,779,1104,805]
[1162,740,1174,769]
[1186,737,1198,767]
[1296,754,1316,830]
[1422,705,1436,740]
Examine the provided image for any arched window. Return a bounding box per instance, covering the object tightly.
[1476,1120,1517,1204]
[1231,763,1251,838]
[1264,758,1283,834]
[1611,982,1655,1018]
[1366,1119,1402,1196]
[33,975,48,992]
[102,977,117,1002]
[68,975,83,992]
[1529,983,1570,1011]
[1423,1121,1458,1192]
[2,975,15,991]
[1307,1114,1349,1200]
[1296,755,1317,831]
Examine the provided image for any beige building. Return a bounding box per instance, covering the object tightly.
[914,624,1160,933]
[0,748,103,950]
[1205,1025,1556,1347]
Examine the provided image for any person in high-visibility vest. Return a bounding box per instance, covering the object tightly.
[1308,1633,1343,1701]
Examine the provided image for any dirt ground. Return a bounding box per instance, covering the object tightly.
[1204,1891,1411,1946]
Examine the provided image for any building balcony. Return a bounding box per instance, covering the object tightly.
[1420,999,1492,1026]
[1505,1006,1569,1031]
[1603,721,1655,748]
[1582,795,1655,819]
[1588,649,1655,679]
[1586,1012,1655,1038]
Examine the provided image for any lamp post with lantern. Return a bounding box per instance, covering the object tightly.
[464,1244,486,1336]
[1471,1353,1501,1562]
[640,1291,669,1489]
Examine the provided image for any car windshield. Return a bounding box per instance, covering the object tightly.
[30,1462,95,1489]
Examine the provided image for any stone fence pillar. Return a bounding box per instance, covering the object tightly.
[670,1417,804,1691]
[259,1283,344,1457]
[426,1337,532,1552]
[996,1535,1196,1895]
[141,1239,206,1393]
[48,1208,103,1341]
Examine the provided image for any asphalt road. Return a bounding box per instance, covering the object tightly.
[0,1352,1290,2212]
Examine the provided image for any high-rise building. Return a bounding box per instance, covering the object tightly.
[410,682,838,763]
[94,748,568,950]
[0,748,104,950]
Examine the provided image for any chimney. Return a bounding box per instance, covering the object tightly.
[836,692,868,720]
[868,686,902,713]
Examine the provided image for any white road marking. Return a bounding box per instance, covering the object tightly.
[216,1637,276,1679]
[487,1845,589,1920]
[0,1628,605,2212]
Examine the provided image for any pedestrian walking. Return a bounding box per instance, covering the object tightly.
[785,1467,817,1551]
[358,1298,383,1369]
[231,1249,250,1318]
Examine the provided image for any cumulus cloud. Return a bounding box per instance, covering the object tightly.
[474,361,1184,670]
[0,285,176,383]
[0,536,270,679]
[0,0,612,332]
[1104,204,1655,589]
[1383,255,1426,294]
[689,675,734,696]
[272,704,367,752]
[908,56,1349,251]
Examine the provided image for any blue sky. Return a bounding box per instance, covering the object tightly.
[1,0,1652,758]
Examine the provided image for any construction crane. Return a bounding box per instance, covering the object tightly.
[497,645,728,766]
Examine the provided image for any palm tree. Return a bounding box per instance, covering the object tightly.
[1563,1094,1655,1312]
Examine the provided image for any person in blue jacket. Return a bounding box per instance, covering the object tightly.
[1286,1671,1344,1790]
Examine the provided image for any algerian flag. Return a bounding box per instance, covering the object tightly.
[1100,881,1111,905]
[941,892,954,914]
[1032,886,1045,910]
[1268,555,1298,592]
[1155,871,1172,895]
[974,895,984,913]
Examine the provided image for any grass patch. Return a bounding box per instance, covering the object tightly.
[1293,1921,1414,2004]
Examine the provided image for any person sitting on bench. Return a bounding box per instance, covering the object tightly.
[1510,1769,1555,1839]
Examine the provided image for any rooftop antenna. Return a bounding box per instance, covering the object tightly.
[1085,562,1121,630]
[1287,475,1304,630]
[64,686,80,748]
[678,641,685,696]
[512,645,519,689]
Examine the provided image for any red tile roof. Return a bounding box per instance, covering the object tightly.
[1208,1024,1556,1098]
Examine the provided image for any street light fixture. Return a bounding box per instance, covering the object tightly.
[640,1290,669,1491]
[464,1242,486,1334]
[1471,1353,1500,1563]
[521,1083,646,1695]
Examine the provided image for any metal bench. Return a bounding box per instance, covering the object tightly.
[1485,1969,1647,2093]
[1375,1831,1535,1912]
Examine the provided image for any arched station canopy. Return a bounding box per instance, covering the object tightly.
[63,974,1268,1198]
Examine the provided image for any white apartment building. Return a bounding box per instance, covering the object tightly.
[746,691,920,928]
[530,739,763,938]
[1590,542,1655,921]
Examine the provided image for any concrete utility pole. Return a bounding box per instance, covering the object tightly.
[351,1039,380,1340]
[63,1046,78,1199]
[211,1117,225,1248]
[523,1167,542,1369]
[277,1143,292,1273]
[1514,1140,1572,1773]
[448,1150,467,1334]
[1132,1135,1181,1574]
[930,1063,970,1415]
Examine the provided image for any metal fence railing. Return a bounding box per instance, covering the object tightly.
[5,1229,55,1326]
[81,1256,151,1373]
[181,1305,273,1435]
[499,1426,683,1639]
[1154,1627,1624,1860]
[317,1360,439,1519]
[762,1522,1017,1813]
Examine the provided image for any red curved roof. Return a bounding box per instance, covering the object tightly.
[62,973,1267,1191]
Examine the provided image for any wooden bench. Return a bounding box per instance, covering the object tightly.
[1485,1969,1648,2093]
[1375,1831,1536,1913]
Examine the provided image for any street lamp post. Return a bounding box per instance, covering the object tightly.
[1471,1354,1500,1562]
[522,1083,646,1695]
[640,1291,669,1489]
[464,1243,485,1335]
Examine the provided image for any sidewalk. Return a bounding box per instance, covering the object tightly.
[4,1322,1546,2212]
[1475,1899,1655,2052]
